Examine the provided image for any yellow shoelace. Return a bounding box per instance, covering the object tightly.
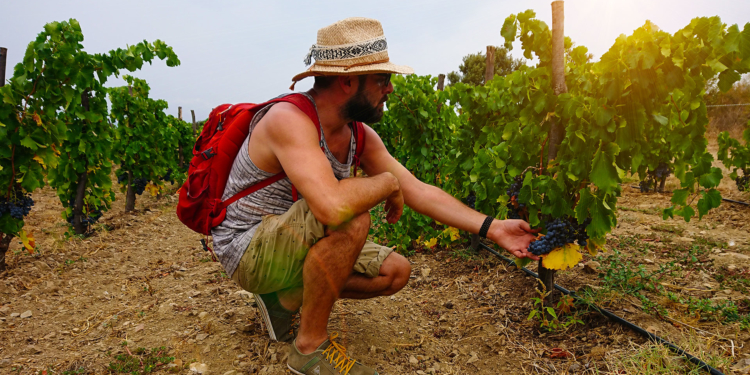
[321,332,356,375]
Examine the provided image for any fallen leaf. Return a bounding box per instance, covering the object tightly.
[549,348,572,359]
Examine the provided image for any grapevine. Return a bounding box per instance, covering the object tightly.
[377,12,750,271]
[110,76,180,210]
[718,128,750,193]
[0,19,180,264]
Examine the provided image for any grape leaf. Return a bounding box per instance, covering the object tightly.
[590,142,621,191]
[542,243,583,271]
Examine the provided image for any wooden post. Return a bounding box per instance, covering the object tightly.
[1,49,10,268]
[191,110,197,138]
[178,106,182,120]
[0,47,7,87]
[539,0,569,308]
[484,46,495,84]
[436,74,446,114]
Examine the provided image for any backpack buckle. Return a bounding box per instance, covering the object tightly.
[201,147,217,160]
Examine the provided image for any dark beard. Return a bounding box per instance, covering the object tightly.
[341,89,385,124]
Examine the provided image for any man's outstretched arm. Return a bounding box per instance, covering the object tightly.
[359,125,539,259]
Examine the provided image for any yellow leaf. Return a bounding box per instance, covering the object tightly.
[32,113,42,126]
[33,155,46,170]
[145,183,160,197]
[448,227,460,241]
[19,230,36,254]
[541,243,583,271]
[424,237,437,248]
[51,144,61,156]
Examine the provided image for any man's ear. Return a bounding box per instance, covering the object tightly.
[337,75,357,95]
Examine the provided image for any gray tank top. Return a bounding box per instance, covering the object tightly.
[211,93,356,277]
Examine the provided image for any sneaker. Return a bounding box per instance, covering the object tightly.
[287,332,378,375]
[253,292,298,342]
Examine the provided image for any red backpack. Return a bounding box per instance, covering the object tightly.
[177,93,367,235]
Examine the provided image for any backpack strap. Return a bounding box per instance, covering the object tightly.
[351,121,367,177]
[220,93,321,208]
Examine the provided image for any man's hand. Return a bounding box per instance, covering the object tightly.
[384,188,404,224]
[488,219,541,260]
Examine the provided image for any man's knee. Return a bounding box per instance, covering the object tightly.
[382,253,411,295]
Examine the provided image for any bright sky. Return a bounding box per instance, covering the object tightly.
[2,0,749,121]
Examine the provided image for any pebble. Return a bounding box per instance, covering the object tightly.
[643,258,654,264]
[198,311,209,320]
[10,313,20,318]
[409,355,418,364]
[20,310,32,319]
[583,261,600,274]
[421,267,431,277]
[466,352,479,364]
[134,324,145,333]
[569,362,582,372]
[189,362,209,374]
[196,333,209,341]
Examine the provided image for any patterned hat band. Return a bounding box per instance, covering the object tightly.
[304,36,388,66]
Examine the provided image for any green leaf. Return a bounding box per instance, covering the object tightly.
[698,167,722,189]
[696,189,721,219]
[675,206,695,222]
[718,69,741,92]
[514,257,532,269]
[589,142,621,191]
[595,106,614,127]
[671,189,690,205]
[19,135,39,150]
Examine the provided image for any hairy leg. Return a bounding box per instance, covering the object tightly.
[294,212,370,354]
[339,252,411,299]
[278,249,412,308]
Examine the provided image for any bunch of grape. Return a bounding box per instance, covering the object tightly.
[0,192,35,220]
[736,171,749,192]
[116,172,149,195]
[116,172,128,184]
[528,216,591,256]
[66,197,103,228]
[160,168,174,185]
[639,179,653,193]
[133,178,149,195]
[466,193,476,209]
[653,163,671,179]
[506,175,524,220]
[640,163,671,193]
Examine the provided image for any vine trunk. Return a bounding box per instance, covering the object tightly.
[125,171,136,212]
[72,170,88,235]
[0,234,11,272]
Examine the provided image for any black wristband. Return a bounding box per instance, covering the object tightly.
[478,216,494,238]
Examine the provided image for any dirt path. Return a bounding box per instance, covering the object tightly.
[0,180,748,374]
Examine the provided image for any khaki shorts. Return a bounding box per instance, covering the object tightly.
[231,199,393,294]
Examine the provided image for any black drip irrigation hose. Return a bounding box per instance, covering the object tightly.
[628,185,750,207]
[477,242,725,375]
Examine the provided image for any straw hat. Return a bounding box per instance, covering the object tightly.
[290,17,414,89]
